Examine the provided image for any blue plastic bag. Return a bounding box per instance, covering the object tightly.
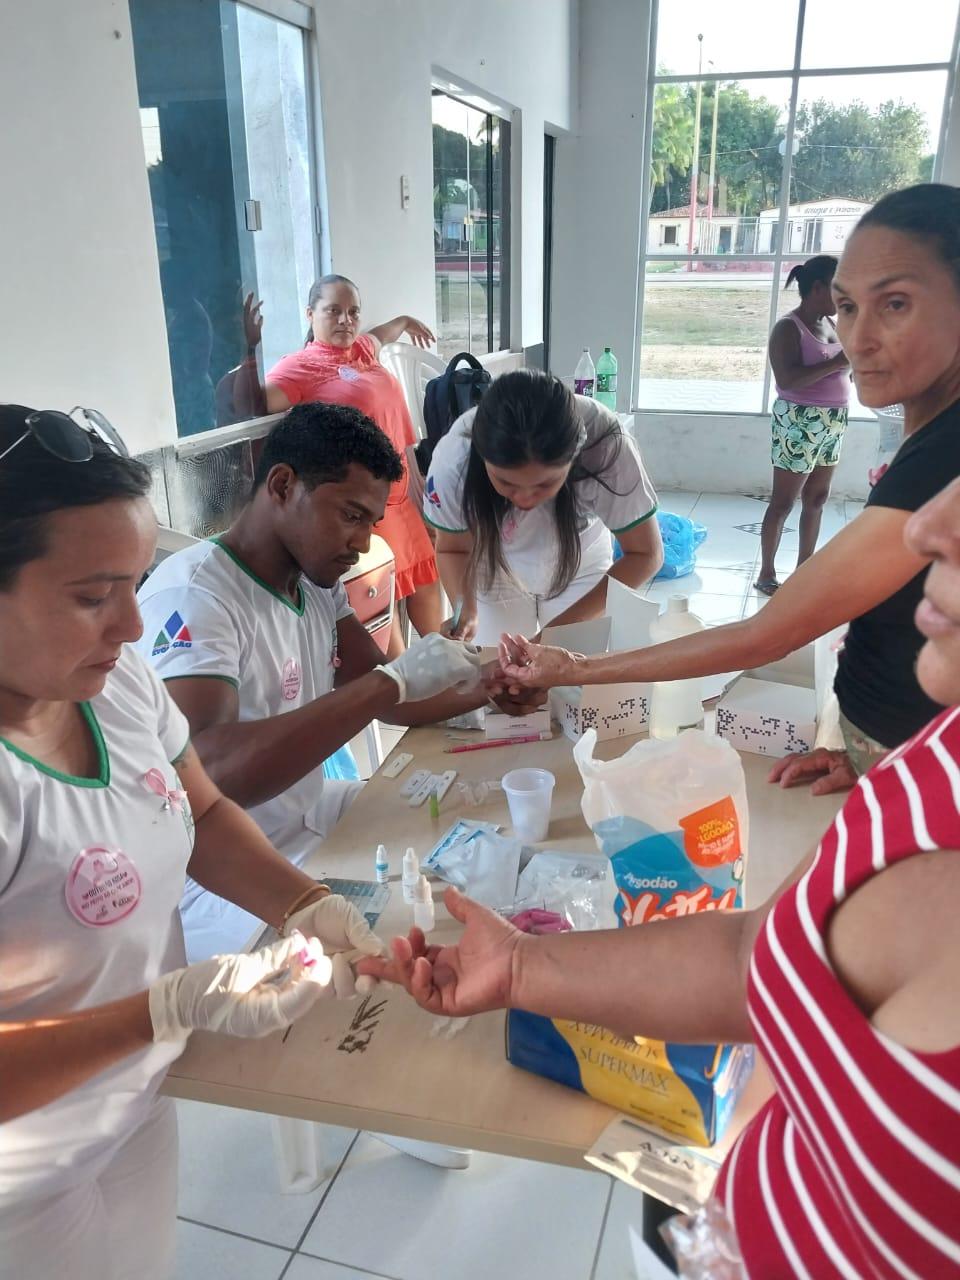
[322,744,361,782]
[613,511,707,580]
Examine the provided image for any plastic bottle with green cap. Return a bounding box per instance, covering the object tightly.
[596,346,618,410]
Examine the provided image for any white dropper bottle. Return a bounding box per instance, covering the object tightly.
[413,875,435,932]
[402,848,420,904]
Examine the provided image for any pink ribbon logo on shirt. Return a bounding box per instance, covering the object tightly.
[65,846,142,927]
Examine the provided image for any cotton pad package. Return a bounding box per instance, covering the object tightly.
[574,727,749,919]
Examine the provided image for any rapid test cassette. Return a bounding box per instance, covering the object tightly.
[383,751,414,779]
[408,769,457,808]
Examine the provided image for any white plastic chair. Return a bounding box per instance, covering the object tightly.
[378,342,447,439]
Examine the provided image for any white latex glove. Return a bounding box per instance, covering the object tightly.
[149,932,332,1043]
[283,894,386,999]
[378,632,482,703]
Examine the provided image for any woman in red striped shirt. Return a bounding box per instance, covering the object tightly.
[367,470,960,1275]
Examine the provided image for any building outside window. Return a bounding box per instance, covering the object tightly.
[637,0,959,415]
[432,90,510,361]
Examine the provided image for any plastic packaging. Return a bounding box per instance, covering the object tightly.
[661,1199,746,1278]
[575,727,748,920]
[424,825,522,909]
[513,850,616,931]
[649,597,705,739]
[573,348,595,397]
[374,844,389,884]
[457,778,502,807]
[502,768,556,842]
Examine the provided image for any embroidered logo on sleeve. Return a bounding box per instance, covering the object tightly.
[426,475,441,508]
[151,610,193,656]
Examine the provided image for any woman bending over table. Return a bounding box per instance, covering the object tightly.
[499,184,960,794]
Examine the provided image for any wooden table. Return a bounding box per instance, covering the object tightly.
[163,725,841,1190]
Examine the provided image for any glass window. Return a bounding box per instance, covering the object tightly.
[638,263,777,413]
[130,0,316,437]
[638,2,958,416]
[655,0,799,75]
[432,91,510,361]
[801,0,958,70]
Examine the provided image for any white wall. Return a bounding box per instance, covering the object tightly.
[312,0,577,350]
[550,0,650,389]
[0,0,177,453]
[630,413,877,501]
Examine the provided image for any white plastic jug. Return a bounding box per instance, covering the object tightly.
[649,596,705,739]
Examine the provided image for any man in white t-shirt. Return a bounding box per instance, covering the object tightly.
[139,403,540,959]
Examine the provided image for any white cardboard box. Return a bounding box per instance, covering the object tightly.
[542,581,660,742]
[715,676,817,757]
[484,706,552,740]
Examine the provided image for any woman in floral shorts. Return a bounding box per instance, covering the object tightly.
[756,256,851,594]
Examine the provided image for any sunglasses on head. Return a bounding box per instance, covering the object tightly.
[0,406,129,465]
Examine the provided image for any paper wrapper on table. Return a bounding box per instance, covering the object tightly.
[542,582,659,742]
[506,1016,755,1148]
[505,727,753,1146]
[715,676,817,758]
[483,706,552,740]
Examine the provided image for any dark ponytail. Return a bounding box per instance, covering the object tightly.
[304,274,361,345]
[462,370,625,598]
[0,405,151,590]
[855,183,960,289]
[784,255,838,298]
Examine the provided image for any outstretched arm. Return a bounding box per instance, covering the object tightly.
[499,507,926,689]
[366,316,435,349]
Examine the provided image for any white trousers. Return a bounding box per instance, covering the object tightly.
[0,1097,178,1280]
[474,563,611,645]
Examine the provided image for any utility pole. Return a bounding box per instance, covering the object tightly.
[687,33,704,262]
[706,67,719,228]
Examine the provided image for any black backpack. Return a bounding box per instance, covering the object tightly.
[415,351,491,475]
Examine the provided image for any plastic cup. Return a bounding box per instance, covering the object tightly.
[501,768,556,842]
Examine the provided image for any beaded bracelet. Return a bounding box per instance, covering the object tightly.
[279,883,332,935]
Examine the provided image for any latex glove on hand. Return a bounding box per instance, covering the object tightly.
[149,932,331,1043]
[378,632,482,703]
[284,894,387,999]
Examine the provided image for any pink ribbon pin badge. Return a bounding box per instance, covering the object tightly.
[142,767,188,814]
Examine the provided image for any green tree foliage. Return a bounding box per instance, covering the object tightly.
[649,82,931,216]
[791,99,930,202]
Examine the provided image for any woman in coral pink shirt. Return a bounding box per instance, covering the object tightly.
[262,275,442,656]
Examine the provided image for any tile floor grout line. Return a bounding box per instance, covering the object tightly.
[587,1177,617,1280]
[176,1213,292,1254]
[277,1128,364,1277]
[294,1251,403,1280]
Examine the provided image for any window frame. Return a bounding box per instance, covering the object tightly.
[431,87,512,358]
[635,0,960,416]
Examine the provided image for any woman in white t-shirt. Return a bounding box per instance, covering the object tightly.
[424,370,663,644]
[0,406,386,1280]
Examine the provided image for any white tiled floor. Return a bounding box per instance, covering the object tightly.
[175,489,861,1279]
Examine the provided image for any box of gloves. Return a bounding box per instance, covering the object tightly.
[542,582,659,743]
[715,675,818,758]
[507,1013,755,1147]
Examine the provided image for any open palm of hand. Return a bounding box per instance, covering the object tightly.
[356,887,524,1018]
